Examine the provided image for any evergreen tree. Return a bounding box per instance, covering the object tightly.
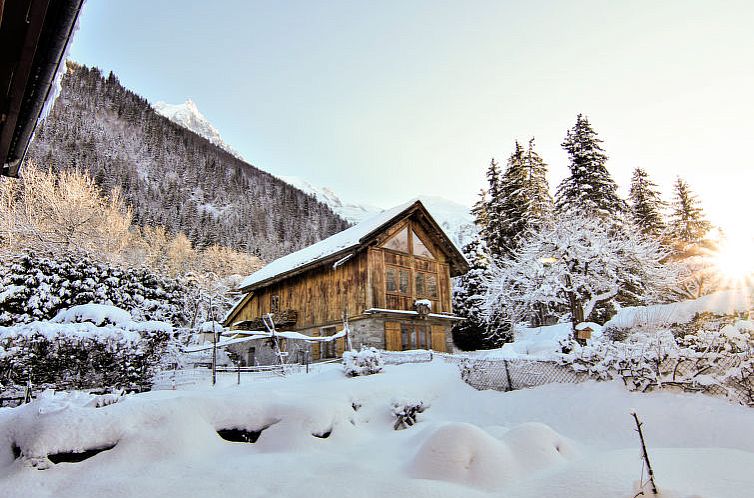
[482,158,503,253]
[470,188,489,236]
[485,140,552,257]
[628,167,666,238]
[489,142,526,256]
[669,177,712,245]
[451,235,508,350]
[521,138,553,233]
[555,114,625,219]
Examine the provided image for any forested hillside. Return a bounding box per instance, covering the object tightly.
[26,62,349,260]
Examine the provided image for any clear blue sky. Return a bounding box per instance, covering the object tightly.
[69,0,754,233]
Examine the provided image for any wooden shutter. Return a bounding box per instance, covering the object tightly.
[335,337,345,357]
[310,337,320,361]
[430,325,446,353]
[384,321,402,351]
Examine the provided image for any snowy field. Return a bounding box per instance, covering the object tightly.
[1,361,753,498]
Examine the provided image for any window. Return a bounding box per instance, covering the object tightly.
[383,226,409,253]
[399,323,430,350]
[412,230,434,259]
[270,295,280,313]
[416,325,429,349]
[401,323,412,350]
[415,272,438,299]
[386,265,410,295]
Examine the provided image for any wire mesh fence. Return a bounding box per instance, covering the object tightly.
[458,355,754,407]
[459,358,588,392]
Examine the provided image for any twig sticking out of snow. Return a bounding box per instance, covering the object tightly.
[631,411,658,496]
[392,401,427,430]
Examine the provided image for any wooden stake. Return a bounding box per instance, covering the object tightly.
[631,411,658,495]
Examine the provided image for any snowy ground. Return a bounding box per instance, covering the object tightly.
[2,361,753,498]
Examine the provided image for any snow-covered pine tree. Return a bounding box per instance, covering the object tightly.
[470,188,489,239]
[451,235,508,349]
[522,138,553,234]
[486,140,553,257]
[668,177,712,246]
[489,142,527,257]
[628,167,666,239]
[482,158,504,254]
[555,114,626,219]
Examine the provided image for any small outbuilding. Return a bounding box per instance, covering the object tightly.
[223,200,469,364]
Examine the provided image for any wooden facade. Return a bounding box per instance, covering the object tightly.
[224,201,468,362]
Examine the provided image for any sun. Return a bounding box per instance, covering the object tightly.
[712,234,754,282]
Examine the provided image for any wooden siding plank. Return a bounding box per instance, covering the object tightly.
[431,325,446,353]
[384,321,402,351]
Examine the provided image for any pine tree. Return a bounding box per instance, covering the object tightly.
[521,138,553,233]
[470,188,489,236]
[669,177,711,245]
[482,158,503,253]
[451,235,508,350]
[555,114,625,219]
[628,167,666,238]
[489,142,527,256]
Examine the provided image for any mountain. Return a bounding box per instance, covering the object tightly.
[153,99,245,161]
[151,102,478,249]
[414,195,477,249]
[26,62,349,261]
[283,177,477,249]
[280,176,382,224]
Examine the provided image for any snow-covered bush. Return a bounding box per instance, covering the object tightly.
[392,400,427,430]
[0,253,189,326]
[343,347,384,377]
[561,324,754,404]
[0,311,173,392]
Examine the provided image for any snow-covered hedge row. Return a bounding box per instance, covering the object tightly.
[0,305,174,392]
[0,253,189,326]
[562,323,754,405]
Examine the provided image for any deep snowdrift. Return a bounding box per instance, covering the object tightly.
[1,362,753,497]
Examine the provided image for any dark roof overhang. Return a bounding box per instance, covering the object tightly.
[0,0,84,177]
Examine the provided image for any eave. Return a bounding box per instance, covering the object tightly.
[0,0,84,177]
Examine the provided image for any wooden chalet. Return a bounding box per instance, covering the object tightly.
[223,200,469,365]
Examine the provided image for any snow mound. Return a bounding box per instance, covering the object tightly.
[409,422,577,490]
[52,304,132,327]
[409,422,516,489]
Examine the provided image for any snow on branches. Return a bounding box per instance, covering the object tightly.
[483,213,676,327]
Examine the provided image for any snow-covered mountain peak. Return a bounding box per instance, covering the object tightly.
[153,99,245,161]
[281,176,477,249]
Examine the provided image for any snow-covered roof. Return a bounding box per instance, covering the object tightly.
[239,200,429,291]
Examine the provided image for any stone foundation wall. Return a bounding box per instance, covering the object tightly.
[226,317,455,365]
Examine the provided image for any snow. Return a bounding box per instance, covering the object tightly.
[0,285,24,304]
[470,322,603,359]
[605,288,753,330]
[1,362,753,497]
[238,200,417,290]
[51,304,133,327]
[153,99,245,161]
[197,321,224,333]
[281,175,383,224]
[281,177,477,249]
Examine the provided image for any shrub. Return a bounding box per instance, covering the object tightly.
[343,347,384,377]
[0,311,173,392]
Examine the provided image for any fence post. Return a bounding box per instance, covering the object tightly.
[237,364,241,385]
[503,359,513,392]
